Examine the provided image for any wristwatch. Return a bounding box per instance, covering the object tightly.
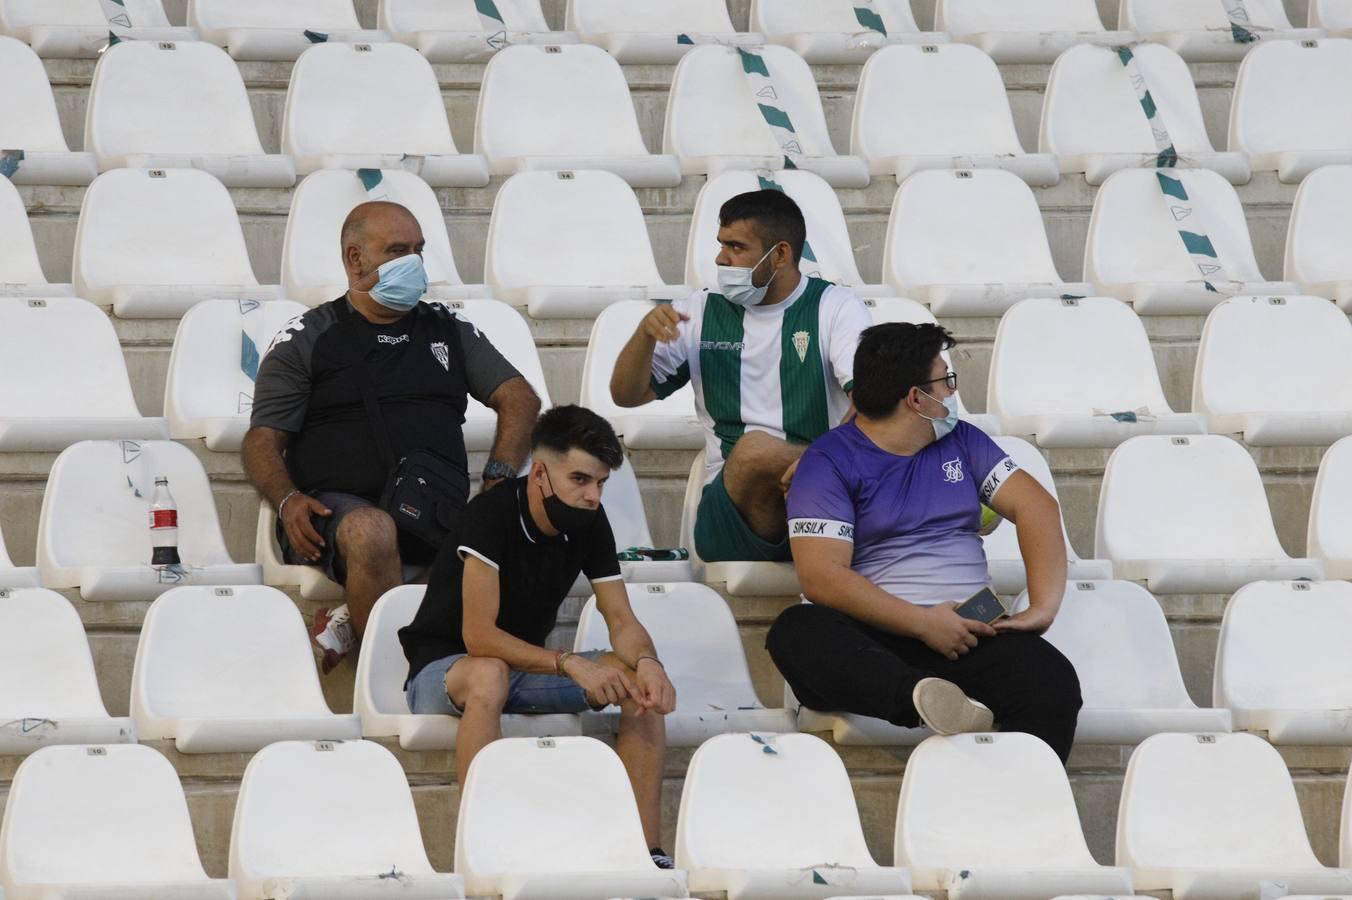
[481,459,515,482]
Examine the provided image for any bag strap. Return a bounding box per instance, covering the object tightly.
[334,299,399,471]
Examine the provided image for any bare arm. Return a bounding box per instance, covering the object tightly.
[594,579,675,714]
[460,555,560,673]
[610,305,686,408]
[242,425,332,562]
[989,470,1068,633]
[483,375,540,473]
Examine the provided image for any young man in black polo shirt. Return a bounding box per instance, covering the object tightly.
[399,406,677,864]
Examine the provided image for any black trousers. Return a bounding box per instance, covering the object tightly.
[767,603,1083,762]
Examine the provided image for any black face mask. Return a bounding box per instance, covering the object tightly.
[541,466,598,535]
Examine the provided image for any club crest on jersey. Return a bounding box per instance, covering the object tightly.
[430,341,449,372]
[792,330,810,363]
[942,458,964,483]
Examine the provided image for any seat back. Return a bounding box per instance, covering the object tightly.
[1311,0,1352,29]
[752,0,920,35]
[1120,0,1295,31]
[596,462,655,549]
[0,0,173,28]
[355,585,424,728]
[380,0,551,31]
[444,298,552,418]
[0,587,114,718]
[884,168,1063,288]
[1284,164,1352,284]
[677,732,877,869]
[0,34,74,152]
[190,0,362,30]
[579,300,700,435]
[1095,435,1287,560]
[85,39,266,157]
[1230,38,1352,157]
[938,0,1107,34]
[1309,437,1352,565]
[980,435,1080,562]
[0,175,49,284]
[1117,732,1322,868]
[567,0,737,33]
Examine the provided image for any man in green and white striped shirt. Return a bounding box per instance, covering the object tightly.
[611,190,871,562]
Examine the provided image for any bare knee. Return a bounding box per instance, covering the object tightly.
[336,507,399,571]
[450,657,510,711]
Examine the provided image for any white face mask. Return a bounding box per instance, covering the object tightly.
[715,244,779,309]
[918,389,961,441]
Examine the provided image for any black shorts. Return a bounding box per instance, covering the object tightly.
[277,490,438,585]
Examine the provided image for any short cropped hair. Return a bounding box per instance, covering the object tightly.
[718,190,807,264]
[531,405,624,470]
[851,322,957,419]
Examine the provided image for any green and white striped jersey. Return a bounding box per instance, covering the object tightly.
[650,275,872,484]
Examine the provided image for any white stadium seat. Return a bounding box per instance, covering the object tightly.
[664,44,871,188]
[229,740,464,900]
[1313,0,1352,34]
[255,504,344,603]
[72,168,282,318]
[1118,732,1352,898]
[593,464,695,583]
[164,299,310,452]
[1120,0,1322,62]
[379,0,576,63]
[896,733,1135,898]
[0,526,38,588]
[0,297,168,451]
[0,0,196,58]
[686,169,891,297]
[752,0,942,64]
[0,744,234,900]
[1193,294,1352,445]
[1095,435,1323,593]
[1041,43,1250,185]
[1036,580,1231,743]
[988,296,1206,447]
[1284,164,1352,310]
[1309,437,1352,579]
[0,176,74,297]
[792,677,931,746]
[676,732,912,898]
[475,44,681,188]
[1214,579,1352,744]
[443,298,552,449]
[355,586,582,750]
[484,170,688,318]
[131,585,360,753]
[580,301,704,451]
[38,440,261,602]
[1229,38,1352,184]
[0,587,135,753]
[454,736,689,898]
[854,43,1059,186]
[283,41,490,187]
[189,0,391,61]
[281,168,484,307]
[936,0,1134,64]
[574,583,794,745]
[84,39,295,188]
[0,35,97,185]
[883,168,1091,315]
[1084,167,1297,314]
[567,0,763,64]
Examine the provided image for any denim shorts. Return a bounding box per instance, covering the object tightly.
[405,650,608,716]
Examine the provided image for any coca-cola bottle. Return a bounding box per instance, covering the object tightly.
[149,475,181,568]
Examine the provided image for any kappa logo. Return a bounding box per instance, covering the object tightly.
[267,315,306,352]
[377,334,410,346]
[942,458,964,484]
[792,330,810,363]
[430,341,450,372]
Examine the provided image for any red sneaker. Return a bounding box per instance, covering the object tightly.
[310,604,355,675]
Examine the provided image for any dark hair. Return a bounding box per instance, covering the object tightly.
[530,405,624,470]
[718,190,807,264]
[851,322,956,419]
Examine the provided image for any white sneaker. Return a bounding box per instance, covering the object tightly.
[912,677,994,735]
[310,603,355,675]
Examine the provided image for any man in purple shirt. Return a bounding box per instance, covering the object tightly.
[769,322,1081,760]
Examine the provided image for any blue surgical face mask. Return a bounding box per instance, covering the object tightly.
[918,389,960,441]
[716,244,778,309]
[366,254,427,312]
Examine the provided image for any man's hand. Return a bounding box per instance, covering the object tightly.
[639,304,689,344]
[563,655,639,709]
[634,658,676,715]
[994,605,1056,635]
[280,494,332,562]
[919,601,998,661]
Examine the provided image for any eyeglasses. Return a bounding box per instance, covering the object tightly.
[917,372,958,392]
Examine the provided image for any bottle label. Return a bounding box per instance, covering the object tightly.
[149,509,177,529]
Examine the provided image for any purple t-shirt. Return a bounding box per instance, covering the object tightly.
[787,420,1019,606]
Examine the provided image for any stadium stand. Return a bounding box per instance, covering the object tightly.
[582,463,695,585]
[379,0,575,62]
[936,0,1134,64]
[791,674,931,746]
[751,0,941,64]
[0,35,97,186]
[0,0,196,58]
[1284,164,1352,310]
[1312,0,1352,33]
[567,0,762,64]
[0,177,74,296]
[189,0,391,61]
[0,526,38,588]
[1119,0,1322,62]
[1309,436,1352,579]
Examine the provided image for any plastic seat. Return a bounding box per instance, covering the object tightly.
[0,177,74,297]
[454,736,689,899]
[442,299,552,448]
[37,440,262,602]
[0,587,135,753]
[1120,0,1322,62]
[0,35,96,185]
[1084,167,1297,314]
[590,464,694,584]
[1035,580,1230,743]
[379,0,577,63]
[752,0,944,64]
[0,297,168,451]
[1095,435,1323,593]
[1118,732,1352,898]
[1040,43,1251,185]
[0,0,196,58]
[283,41,490,187]
[1309,436,1352,579]
[573,584,794,745]
[229,740,464,900]
[72,168,281,318]
[1193,294,1352,445]
[676,732,911,898]
[854,43,1059,186]
[475,44,681,188]
[484,170,688,318]
[567,0,763,63]
[189,0,390,61]
[988,296,1206,447]
[1284,164,1352,310]
[1313,0,1352,34]
[686,169,891,297]
[84,39,295,188]
[0,744,234,900]
[0,526,38,588]
[131,585,359,753]
[896,733,1135,898]
[883,168,1090,315]
[664,44,870,188]
[1229,38,1352,184]
[936,0,1134,63]
[255,504,344,603]
[165,299,310,452]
